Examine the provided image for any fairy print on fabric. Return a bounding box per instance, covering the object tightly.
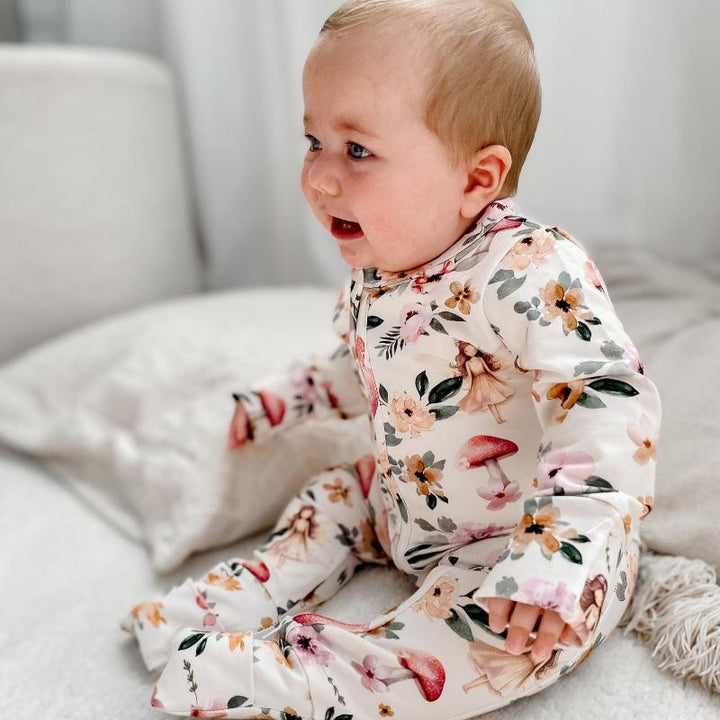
[124,199,659,719]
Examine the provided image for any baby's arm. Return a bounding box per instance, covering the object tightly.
[228,279,367,448]
[472,228,661,656]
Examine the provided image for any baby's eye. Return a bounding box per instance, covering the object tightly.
[347,142,372,160]
[305,134,321,152]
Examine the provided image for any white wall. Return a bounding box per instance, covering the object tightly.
[10,0,720,287]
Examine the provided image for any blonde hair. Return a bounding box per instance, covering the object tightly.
[319,0,541,196]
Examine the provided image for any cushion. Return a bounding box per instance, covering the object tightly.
[0,45,200,364]
[0,287,370,573]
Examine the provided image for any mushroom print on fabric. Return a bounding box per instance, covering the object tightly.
[122,200,660,719]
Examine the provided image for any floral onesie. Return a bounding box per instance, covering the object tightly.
[122,199,661,719]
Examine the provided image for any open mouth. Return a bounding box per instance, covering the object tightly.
[331,216,364,240]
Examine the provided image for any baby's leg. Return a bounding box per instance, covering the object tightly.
[122,454,389,672]
[148,540,636,719]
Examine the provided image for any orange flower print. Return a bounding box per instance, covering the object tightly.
[264,638,294,668]
[538,279,594,333]
[546,380,586,423]
[627,414,658,464]
[130,601,166,629]
[512,503,578,556]
[637,495,654,519]
[227,632,250,652]
[205,570,241,592]
[622,514,632,534]
[412,576,456,619]
[323,477,352,506]
[444,279,479,315]
[389,393,435,437]
[379,704,394,717]
[401,454,445,498]
[506,229,556,271]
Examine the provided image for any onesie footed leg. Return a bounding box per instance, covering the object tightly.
[122,457,389,674]
[150,627,314,719]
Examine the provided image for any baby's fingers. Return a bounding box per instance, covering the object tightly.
[530,609,565,663]
[486,597,514,634]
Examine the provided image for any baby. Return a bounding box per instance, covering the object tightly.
[123,1,661,718]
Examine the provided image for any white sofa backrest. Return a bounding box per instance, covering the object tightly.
[0,45,202,364]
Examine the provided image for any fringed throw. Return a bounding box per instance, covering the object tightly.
[618,548,720,694]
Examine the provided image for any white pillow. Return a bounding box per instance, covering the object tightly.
[0,287,370,573]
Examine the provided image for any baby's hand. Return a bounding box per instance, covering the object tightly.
[227,394,251,449]
[487,597,586,663]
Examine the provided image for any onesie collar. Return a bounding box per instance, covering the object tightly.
[355,198,520,289]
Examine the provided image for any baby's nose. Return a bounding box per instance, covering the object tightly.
[307,156,341,197]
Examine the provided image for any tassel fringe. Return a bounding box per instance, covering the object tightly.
[618,548,720,694]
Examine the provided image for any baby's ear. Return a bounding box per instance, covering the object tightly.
[460,145,512,219]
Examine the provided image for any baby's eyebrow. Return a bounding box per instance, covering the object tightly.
[303,113,380,139]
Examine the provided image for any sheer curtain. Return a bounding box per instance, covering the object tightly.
[12,0,720,289]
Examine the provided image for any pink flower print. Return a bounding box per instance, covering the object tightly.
[290,367,322,405]
[286,624,334,667]
[516,578,577,618]
[448,522,507,545]
[399,303,432,343]
[351,654,396,693]
[584,260,605,292]
[476,473,522,510]
[410,260,454,294]
[537,449,595,492]
[190,700,229,717]
[623,342,643,373]
[505,229,556,271]
[627,414,658,465]
[485,216,523,235]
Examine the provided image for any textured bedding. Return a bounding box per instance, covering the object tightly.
[2,446,717,719]
[3,244,720,718]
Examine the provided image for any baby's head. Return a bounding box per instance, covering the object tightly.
[301,0,541,273]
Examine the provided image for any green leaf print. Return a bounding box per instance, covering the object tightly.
[574,361,606,376]
[228,696,250,708]
[575,321,592,341]
[428,376,463,403]
[498,275,526,299]
[587,378,639,397]
[601,340,625,359]
[437,311,464,321]
[489,268,515,284]
[378,384,389,403]
[429,317,449,335]
[445,608,474,642]
[397,495,408,522]
[576,392,606,409]
[429,405,459,420]
[557,271,571,291]
[495,576,519,597]
[587,476,615,491]
[375,327,405,359]
[560,541,583,564]
[196,636,208,656]
[178,632,206,651]
[615,570,628,601]
[366,315,384,328]
[415,517,436,531]
[415,370,429,398]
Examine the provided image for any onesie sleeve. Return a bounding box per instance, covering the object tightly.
[231,279,368,443]
[471,227,661,638]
